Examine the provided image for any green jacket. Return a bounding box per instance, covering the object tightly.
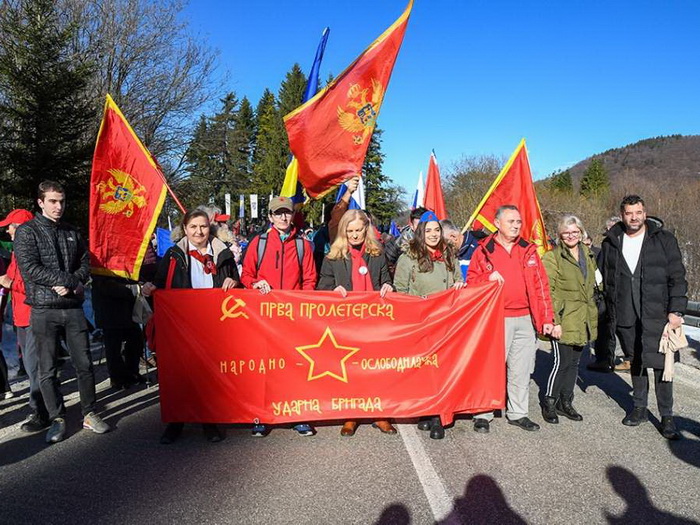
[542,242,599,346]
[394,253,463,296]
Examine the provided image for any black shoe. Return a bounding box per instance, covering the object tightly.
[473,419,490,434]
[555,397,583,421]
[429,417,445,440]
[507,417,540,431]
[541,396,559,424]
[622,407,648,426]
[203,424,223,443]
[21,414,50,433]
[160,422,184,444]
[586,360,612,373]
[417,419,432,431]
[661,416,680,440]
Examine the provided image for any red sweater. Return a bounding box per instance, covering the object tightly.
[467,234,553,332]
[241,227,317,290]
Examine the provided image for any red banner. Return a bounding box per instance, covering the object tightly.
[283,1,412,198]
[89,94,167,280]
[155,283,505,425]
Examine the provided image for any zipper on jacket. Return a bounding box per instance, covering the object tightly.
[279,242,284,289]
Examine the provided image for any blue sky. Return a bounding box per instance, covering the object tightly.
[184,1,700,196]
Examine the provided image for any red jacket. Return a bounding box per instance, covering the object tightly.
[6,256,30,327]
[241,227,317,290]
[467,234,553,332]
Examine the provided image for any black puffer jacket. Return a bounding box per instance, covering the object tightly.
[14,214,90,309]
[600,217,687,368]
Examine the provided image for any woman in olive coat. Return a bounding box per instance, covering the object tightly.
[394,211,465,439]
[541,215,600,424]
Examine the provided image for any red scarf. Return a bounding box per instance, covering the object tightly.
[429,249,444,262]
[350,244,372,292]
[189,250,217,275]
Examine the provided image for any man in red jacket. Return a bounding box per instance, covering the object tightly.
[241,195,317,437]
[468,205,554,433]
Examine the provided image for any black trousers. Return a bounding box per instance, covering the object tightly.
[17,326,48,420]
[0,347,9,393]
[31,308,96,420]
[546,341,583,400]
[592,310,618,365]
[616,321,673,416]
[104,324,143,384]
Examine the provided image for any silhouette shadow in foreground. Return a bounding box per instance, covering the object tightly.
[605,465,698,524]
[375,504,411,525]
[438,474,526,525]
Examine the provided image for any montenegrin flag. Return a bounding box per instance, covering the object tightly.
[463,139,551,256]
[89,94,167,280]
[283,1,413,198]
[155,283,506,425]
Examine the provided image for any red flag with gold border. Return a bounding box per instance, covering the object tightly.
[463,139,551,255]
[283,1,413,198]
[89,94,167,280]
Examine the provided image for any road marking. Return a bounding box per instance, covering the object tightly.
[398,424,453,521]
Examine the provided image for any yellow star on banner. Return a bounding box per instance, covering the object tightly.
[295,327,360,383]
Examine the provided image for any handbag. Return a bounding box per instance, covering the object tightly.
[132,288,153,324]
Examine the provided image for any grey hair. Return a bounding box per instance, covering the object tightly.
[605,216,621,230]
[495,205,519,220]
[440,219,460,234]
[557,214,587,240]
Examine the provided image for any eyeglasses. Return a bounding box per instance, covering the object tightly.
[561,231,581,238]
[271,210,293,217]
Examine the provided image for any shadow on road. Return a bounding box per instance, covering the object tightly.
[438,474,526,525]
[666,416,700,469]
[375,503,411,524]
[605,465,699,524]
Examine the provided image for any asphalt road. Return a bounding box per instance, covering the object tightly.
[1,346,699,525]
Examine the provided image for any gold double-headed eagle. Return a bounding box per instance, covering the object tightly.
[96,169,147,218]
[337,79,384,145]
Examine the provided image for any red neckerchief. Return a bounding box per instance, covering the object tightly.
[350,244,372,292]
[430,249,444,262]
[189,250,217,275]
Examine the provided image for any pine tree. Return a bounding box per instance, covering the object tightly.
[277,63,308,119]
[252,89,287,197]
[229,96,255,193]
[363,128,404,226]
[580,158,610,197]
[0,0,95,225]
[549,169,573,193]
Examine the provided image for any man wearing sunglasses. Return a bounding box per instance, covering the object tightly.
[240,195,318,437]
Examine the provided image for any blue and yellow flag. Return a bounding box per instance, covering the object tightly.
[281,27,331,203]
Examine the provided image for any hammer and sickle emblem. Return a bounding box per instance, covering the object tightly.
[220,296,249,321]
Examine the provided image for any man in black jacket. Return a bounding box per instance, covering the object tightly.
[14,181,110,443]
[600,195,687,440]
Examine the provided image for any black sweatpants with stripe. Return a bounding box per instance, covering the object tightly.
[546,341,583,400]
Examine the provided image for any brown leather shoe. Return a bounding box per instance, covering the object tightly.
[614,360,631,372]
[340,421,357,436]
[372,420,397,434]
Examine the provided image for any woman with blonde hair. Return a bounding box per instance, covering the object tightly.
[317,209,395,436]
[541,214,600,424]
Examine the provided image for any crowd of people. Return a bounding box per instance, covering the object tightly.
[0,179,689,445]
